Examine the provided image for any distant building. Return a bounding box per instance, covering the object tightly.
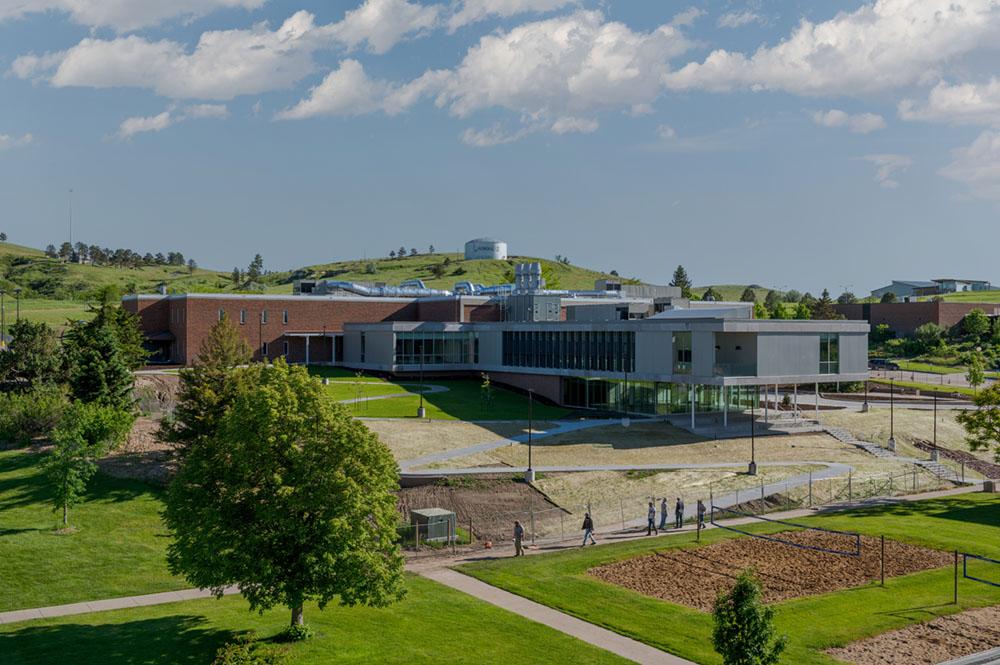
[870,278,994,301]
[835,301,1000,336]
[464,238,507,260]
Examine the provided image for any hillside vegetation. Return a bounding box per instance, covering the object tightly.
[692,284,784,302]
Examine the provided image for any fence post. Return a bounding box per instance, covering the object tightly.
[848,471,853,502]
[760,480,765,501]
[889,473,893,495]
[560,512,565,542]
[912,468,916,492]
[530,506,536,545]
[808,472,813,508]
[620,498,625,531]
[953,550,959,604]
[469,519,474,545]
[961,462,966,483]
[880,535,885,587]
[415,525,420,551]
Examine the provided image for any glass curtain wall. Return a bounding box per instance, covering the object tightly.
[394,331,479,366]
[562,377,759,416]
[502,330,635,372]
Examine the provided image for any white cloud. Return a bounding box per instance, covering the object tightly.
[0,132,33,151]
[275,59,391,119]
[899,79,1000,126]
[461,123,533,146]
[670,7,704,27]
[665,0,1000,96]
[864,153,912,189]
[717,10,763,28]
[812,109,886,133]
[447,0,576,31]
[0,0,265,31]
[550,116,597,134]
[326,0,441,54]
[940,130,1000,201]
[656,124,676,140]
[115,104,228,140]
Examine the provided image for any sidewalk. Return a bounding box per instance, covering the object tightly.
[421,568,694,665]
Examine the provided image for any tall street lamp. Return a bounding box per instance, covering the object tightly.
[621,369,630,429]
[931,392,939,461]
[887,379,896,452]
[417,352,426,419]
[526,389,535,483]
[748,389,757,476]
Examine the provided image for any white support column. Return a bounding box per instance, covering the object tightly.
[690,385,696,430]
[763,385,768,423]
[723,390,728,428]
[793,384,798,419]
[815,382,819,420]
[305,335,311,365]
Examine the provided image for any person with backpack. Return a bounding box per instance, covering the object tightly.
[581,512,597,546]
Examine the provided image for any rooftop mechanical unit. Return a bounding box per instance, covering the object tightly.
[410,508,457,543]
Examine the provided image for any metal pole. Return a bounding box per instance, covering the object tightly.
[815,382,819,420]
[749,396,757,475]
[0,289,5,345]
[932,393,939,461]
[527,389,534,479]
[808,472,813,507]
[880,535,885,586]
[954,550,959,604]
[888,380,896,451]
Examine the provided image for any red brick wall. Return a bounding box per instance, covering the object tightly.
[417,299,460,322]
[490,372,563,405]
[464,303,502,322]
[835,301,1000,336]
[124,297,169,334]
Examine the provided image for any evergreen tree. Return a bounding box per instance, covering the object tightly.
[410,248,418,256]
[428,245,435,254]
[0,319,62,389]
[880,291,897,303]
[164,361,405,629]
[398,246,407,259]
[702,287,723,302]
[0,232,7,242]
[740,287,757,302]
[63,323,134,410]
[231,267,242,287]
[764,290,782,317]
[713,570,786,665]
[811,289,839,320]
[45,244,58,258]
[837,291,858,305]
[671,265,692,298]
[247,254,264,282]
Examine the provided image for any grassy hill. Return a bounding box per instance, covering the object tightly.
[936,290,1000,303]
[692,284,784,302]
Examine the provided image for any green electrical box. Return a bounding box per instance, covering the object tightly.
[410,508,456,543]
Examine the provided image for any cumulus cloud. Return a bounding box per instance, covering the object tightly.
[899,79,1000,126]
[12,4,444,100]
[656,124,676,140]
[279,10,694,140]
[940,130,1000,201]
[864,153,912,189]
[812,109,886,133]
[0,0,264,32]
[461,123,533,146]
[115,104,228,140]
[670,7,704,27]
[447,0,576,31]
[665,0,1000,96]
[0,132,33,151]
[327,0,441,54]
[717,10,764,28]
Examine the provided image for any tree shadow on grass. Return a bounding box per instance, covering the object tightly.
[0,614,237,665]
[827,495,1000,530]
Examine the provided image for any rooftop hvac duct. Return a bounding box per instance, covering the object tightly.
[317,280,452,298]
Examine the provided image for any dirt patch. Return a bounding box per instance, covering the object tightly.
[97,417,176,485]
[397,475,565,544]
[133,373,181,417]
[827,605,1000,665]
[590,531,952,611]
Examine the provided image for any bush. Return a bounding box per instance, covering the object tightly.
[275,623,314,643]
[58,402,135,453]
[0,385,70,446]
[213,634,287,665]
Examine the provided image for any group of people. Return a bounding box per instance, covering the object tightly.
[646,497,706,536]
[511,497,707,557]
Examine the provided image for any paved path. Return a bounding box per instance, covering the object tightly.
[421,568,694,665]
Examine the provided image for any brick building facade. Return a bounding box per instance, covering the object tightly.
[834,301,1000,336]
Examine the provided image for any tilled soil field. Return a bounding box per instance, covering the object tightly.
[397,476,565,544]
[826,605,1000,665]
[590,530,952,611]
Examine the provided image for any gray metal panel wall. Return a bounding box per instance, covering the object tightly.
[692,331,715,377]
[838,333,869,374]
[635,330,672,375]
[757,333,820,376]
[478,329,503,366]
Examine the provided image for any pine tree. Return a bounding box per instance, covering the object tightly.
[671,265,692,298]
[703,287,723,302]
[247,254,264,282]
[811,289,839,320]
[713,570,786,665]
[740,287,757,302]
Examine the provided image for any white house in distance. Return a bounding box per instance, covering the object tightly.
[464,238,508,260]
[871,278,995,301]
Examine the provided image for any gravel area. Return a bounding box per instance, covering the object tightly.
[827,605,1000,665]
[589,531,952,611]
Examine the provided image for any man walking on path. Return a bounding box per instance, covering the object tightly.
[659,497,668,530]
[674,497,684,529]
[581,513,597,546]
[513,520,525,556]
[697,500,706,532]
[646,501,658,536]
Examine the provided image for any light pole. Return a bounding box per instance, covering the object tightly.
[416,353,426,419]
[931,392,939,461]
[748,389,757,476]
[621,369,630,428]
[526,389,535,483]
[887,379,896,452]
[862,378,870,412]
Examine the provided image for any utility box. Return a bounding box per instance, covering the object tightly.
[410,508,456,543]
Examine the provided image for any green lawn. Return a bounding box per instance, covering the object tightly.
[870,377,978,397]
[0,575,628,665]
[11,299,94,328]
[0,449,183,612]
[894,360,964,375]
[460,494,1000,665]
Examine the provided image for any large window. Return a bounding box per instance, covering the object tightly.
[501,330,634,372]
[673,332,692,374]
[394,331,478,366]
[820,333,839,374]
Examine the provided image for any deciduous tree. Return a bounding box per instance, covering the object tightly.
[957,384,1000,462]
[740,288,757,302]
[164,361,405,629]
[0,319,62,389]
[43,428,97,529]
[713,570,786,665]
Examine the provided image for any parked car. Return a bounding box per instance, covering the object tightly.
[869,358,900,370]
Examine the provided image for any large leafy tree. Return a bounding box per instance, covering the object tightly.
[702,286,723,302]
[161,313,251,452]
[671,265,692,298]
[963,309,991,341]
[0,319,63,388]
[957,384,1000,462]
[164,360,405,628]
[713,570,786,665]
[63,323,134,410]
[43,427,97,529]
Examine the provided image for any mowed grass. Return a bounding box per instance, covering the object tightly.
[307,367,572,421]
[460,493,1000,665]
[0,574,629,665]
[894,360,964,375]
[871,377,979,397]
[0,450,183,612]
[11,299,94,328]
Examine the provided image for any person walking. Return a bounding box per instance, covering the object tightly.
[581,512,597,546]
[697,499,706,532]
[646,501,658,536]
[513,520,525,556]
[658,497,668,530]
[674,497,684,529]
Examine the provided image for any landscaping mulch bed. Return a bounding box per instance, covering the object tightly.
[913,439,1000,479]
[589,530,952,611]
[826,605,1000,665]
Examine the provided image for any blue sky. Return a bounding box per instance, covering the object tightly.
[1,0,999,295]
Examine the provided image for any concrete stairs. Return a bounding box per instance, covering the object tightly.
[915,460,963,483]
[824,426,897,459]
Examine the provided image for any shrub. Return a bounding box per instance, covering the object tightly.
[59,402,135,453]
[275,623,314,643]
[0,385,70,446]
[713,569,786,665]
[213,634,288,665]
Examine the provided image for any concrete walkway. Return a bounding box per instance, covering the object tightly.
[421,568,694,665]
